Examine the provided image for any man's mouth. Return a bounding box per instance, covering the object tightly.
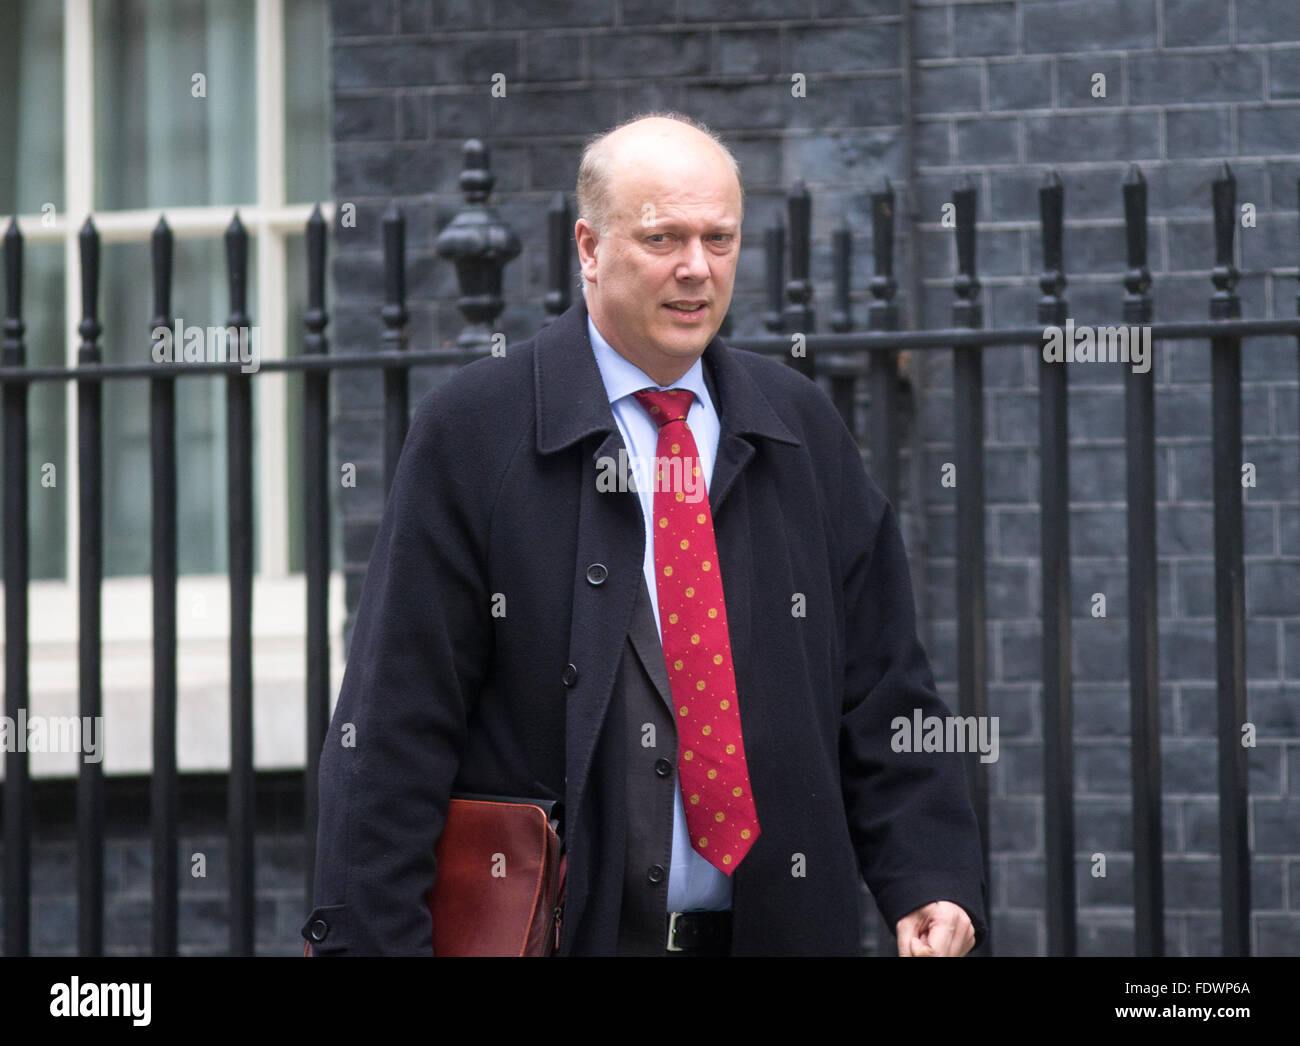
[665,302,707,315]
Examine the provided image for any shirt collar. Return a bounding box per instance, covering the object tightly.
[587,313,712,413]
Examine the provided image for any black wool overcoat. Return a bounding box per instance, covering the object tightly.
[305,298,989,955]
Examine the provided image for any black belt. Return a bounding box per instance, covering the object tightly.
[664,910,732,956]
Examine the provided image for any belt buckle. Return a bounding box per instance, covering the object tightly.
[666,911,685,952]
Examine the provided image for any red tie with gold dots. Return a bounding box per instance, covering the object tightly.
[632,387,761,874]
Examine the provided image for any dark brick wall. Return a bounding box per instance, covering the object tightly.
[911,0,1300,956]
[322,0,1300,956]
[1,775,307,956]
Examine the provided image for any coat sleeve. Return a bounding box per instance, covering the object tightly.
[833,424,990,952]
[303,391,495,955]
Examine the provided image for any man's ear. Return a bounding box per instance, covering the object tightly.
[574,219,598,281]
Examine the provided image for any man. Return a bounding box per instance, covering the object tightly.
[304,112,987,956]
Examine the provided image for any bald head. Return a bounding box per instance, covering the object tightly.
[577,113,744,244]
[573,113,744,387]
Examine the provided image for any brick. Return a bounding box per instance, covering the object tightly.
[1071,563,1128,619]
[1162,0,1230,45]
[33,842,76,896]
[717,29,782,76]
[988,687,1035,741]
[591,31,709,79]
[1250,684,1300,734]
[788,24,900,71]
[334,147,395,199]
[995,741,1042,796]
[912,5,950,60]
[34,898,76,954]
[914,64,982,116]
[955,118,1019,165]
[789,130,901,186]
[998,856,1045,908]
[814,0,898,14]
[105,897,152,952]
[523,32,587,81]
[987,58,1051,112]
[495,0,614,28]
[1164,857,1219,909]
[914,120,951,165]
[332,0,395,36]
[1163,738,1218,794]
[334,95,398,141]
[685,83,804,132]
[1025,113,1161,164]
[1247,742,1286,797]
[1077,740,1132,794]
[1238,0,1300,43]
[1073,684,1128,736]
[1240,212,1298,273]
[1240,106,1300,156]
[1077,854,1132,906]
[1132,53,1263,106]
[1241,335,1295,382]
[988,561,1035,618]
[333,40,455,89]
[992,911,1042,955]
[1167,108,1232,159]
[1076,797,1132,850]
[1256,799,1300,853]
[952,2,1016,59]
[990,796,1040,853]
[1258,915,1300,955]
[1160,622,1217,681]
[1023,0,1156,54]
[999,623,1042,682]
[620,0,677,23]
[1056,56,1122,109]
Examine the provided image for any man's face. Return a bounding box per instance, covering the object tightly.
[577,141,742,387]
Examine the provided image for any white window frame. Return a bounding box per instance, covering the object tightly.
[0,0,345,779]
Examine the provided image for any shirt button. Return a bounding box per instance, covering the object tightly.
[654,758,672,777]
[562,664,579,687]
[647,864,665,884]
[308,918,329,942]
[585,563,608,585]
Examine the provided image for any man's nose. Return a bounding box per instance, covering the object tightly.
[674,238,711,281]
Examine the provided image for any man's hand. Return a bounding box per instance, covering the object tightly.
[895,900,975,957]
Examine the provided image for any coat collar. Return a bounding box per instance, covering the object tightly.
[534,297,800,457]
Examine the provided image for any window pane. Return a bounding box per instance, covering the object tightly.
[285,0,331,204]
[0,1,63,216]
[94,0,256,211]
[99,236,260,577]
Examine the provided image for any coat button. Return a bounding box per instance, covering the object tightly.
[562,664,579,686]
[585,563,608,585]
[647,864,665,884]
[308,918,329,942]
[654,758,672,777]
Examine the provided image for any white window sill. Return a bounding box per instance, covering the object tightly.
[0,572,347,779]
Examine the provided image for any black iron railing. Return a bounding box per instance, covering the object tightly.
[0,140,1290,958]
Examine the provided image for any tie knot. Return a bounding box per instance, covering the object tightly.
[633,387,694,427]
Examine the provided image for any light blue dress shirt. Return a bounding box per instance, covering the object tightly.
[586,314,733,913]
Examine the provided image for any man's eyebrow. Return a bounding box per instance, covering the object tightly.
[647,219,740,233]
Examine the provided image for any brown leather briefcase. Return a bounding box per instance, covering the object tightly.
[304,794,564,956]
